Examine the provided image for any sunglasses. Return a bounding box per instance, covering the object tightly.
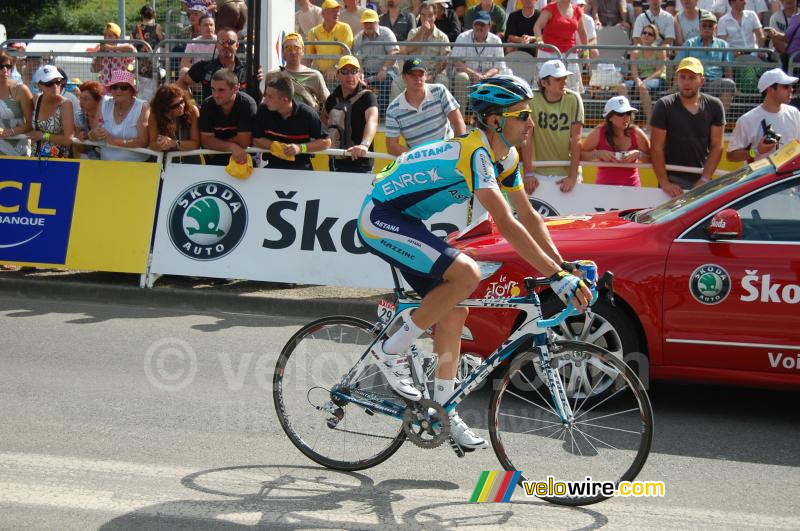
[339,68,359,76]
[701,23,716,28]
[219,39,238,46]
[610,111,632,117]
[110,84,131,91]
[0,64,13,70]
[169,100,185,109]
[641,31,656,37]
[40,79,62,87]
[501,109,531,121]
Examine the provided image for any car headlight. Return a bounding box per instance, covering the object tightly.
[477,261,503,280]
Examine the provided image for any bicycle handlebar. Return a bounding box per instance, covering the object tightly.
[534,265,614,329]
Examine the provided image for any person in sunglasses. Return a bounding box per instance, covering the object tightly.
[148,84,201,163]
[0,49,33,157]
[89,70,150,162]
[25,65,73,159]
[619,23,667,125]
[580,95,651,186]
[177,27,251,103]
[356,75,591,450]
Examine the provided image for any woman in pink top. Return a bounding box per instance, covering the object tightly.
[580,96,651,186]
[533,0,588,93]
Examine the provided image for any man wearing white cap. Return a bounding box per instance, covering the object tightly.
[521,59,584,193]
[727,68,800,161]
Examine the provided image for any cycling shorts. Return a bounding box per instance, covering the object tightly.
[357,198,460,296]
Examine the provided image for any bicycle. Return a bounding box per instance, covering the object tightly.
[273,261,653,506]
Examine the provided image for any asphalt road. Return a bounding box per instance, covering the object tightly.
[1,295,799,530]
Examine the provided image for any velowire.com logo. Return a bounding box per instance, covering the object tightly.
[168,181,248,260]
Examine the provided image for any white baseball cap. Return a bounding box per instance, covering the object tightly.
[757,68,799,93]
[538,59,572,79]
[604,95,637,117]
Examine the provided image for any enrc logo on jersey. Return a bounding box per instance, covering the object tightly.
[168,181,247,260]
[690,264,731,305]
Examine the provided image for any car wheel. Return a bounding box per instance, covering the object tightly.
[537,296,644,399]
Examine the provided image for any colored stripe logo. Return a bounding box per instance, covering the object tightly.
[470,471,521,502]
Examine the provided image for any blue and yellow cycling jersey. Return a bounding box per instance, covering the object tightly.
[368,129,524,220]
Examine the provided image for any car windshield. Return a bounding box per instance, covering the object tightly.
[633,162,774,224]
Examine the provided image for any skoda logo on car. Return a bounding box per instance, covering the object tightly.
[690,264,731,305]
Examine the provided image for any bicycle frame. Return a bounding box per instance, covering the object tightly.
[336,285,591,425]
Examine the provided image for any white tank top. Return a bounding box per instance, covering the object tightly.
[100,96,149,162]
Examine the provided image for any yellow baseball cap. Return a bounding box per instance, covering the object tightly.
[676,57,704,75]
[105,22,121,38]
[282,32,304,47]
[361,9,380,23]
[320,0,341,9]
[335,55,360,70]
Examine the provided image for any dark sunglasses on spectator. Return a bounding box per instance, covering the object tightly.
[110,84,131,91]
[610,111,632,117]
[641,31,656,37]
[41,79,62,87]
[219,39,237,46]
[339,68,359,76]
[0,64,13,70]
[701,23,715,28]
[169,100,185,109]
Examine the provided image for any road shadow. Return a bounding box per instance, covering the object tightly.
[98,464,608,530]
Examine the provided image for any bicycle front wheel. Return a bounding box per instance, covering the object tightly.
[489,340,653,506]
[273,315,406,471]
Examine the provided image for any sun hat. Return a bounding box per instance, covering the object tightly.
[34,65,64,85]
[335,55,361,70]
[105,22,122,38]
[604,95,638,117]
[105,69,138,94]
[757,68,799,93]
[539,59,573,78]
[676,57,704,75]
[361,9,380,23]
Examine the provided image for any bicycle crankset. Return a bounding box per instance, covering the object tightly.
[402,398,450,449]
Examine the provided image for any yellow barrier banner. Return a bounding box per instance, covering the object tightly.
[0,157,160,273]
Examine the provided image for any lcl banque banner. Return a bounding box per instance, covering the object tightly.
[150,164,470,288]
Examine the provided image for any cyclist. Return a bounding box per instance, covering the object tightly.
[357,75,591,450]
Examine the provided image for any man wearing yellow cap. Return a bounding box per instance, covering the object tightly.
[323,55,378,173]
[353,9,400,116]
[650,57,725,197]
[306,0,355,82]
[265,33,329,113]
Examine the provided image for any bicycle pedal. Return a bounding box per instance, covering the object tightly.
[448,437,468,458]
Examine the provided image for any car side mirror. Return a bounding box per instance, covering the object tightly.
[706,209,742,240]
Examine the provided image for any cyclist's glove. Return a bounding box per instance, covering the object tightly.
[549,270,586,305]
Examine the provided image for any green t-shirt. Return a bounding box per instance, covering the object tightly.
[530,89,584,177]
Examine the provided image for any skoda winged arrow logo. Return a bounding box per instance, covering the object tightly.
[168,181,248,261]
[689,264,731,305]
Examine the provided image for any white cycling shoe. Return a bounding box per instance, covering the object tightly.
[370,343,422,401]
[449,412,488,450]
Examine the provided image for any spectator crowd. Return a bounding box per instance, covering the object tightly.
[2,0,800,195]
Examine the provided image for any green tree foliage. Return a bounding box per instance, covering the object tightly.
[1,0,147,39]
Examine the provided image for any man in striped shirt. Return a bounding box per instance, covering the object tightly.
[384,57,467,155]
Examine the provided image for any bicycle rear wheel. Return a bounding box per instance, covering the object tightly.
[273,315,406,471]
[489,340,653,506]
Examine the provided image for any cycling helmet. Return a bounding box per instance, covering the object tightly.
[469,75,534,115]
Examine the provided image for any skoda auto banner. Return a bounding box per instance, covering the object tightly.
[0,157,161,272]
[150,164,470,288]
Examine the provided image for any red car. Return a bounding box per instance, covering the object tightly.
[453,142,800,390]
